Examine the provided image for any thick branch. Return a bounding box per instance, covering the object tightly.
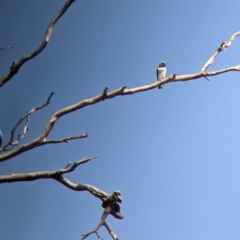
[0,93,88,161]
[0,0,75,87]
[55,175,107,200]
[0,155,114,204]
[1,65,239,161]
[38,64,240,141]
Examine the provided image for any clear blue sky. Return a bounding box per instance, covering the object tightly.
[1,0,240,239]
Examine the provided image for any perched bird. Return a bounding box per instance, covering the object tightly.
[0,131,3,146]
[157,62,166,89]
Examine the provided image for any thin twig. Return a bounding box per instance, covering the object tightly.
[0,92,54,152]
[41,133,88,144]
[103,222,119,240]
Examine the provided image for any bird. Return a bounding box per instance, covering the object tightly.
[0,131,3,146]
[157,62,166,89]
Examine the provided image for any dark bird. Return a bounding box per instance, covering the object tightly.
[157,62,166,89]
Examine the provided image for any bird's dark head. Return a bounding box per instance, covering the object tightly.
[159,62,166,67]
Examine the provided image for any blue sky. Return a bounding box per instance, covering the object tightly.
[1,0,240,239]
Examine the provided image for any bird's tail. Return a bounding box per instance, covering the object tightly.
[158,84,164,89]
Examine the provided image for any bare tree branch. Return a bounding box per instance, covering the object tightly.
[0,155,123,221]
[36,65,240,144]
[41,133,88,144]
[103,222,119,240]
[0,0,75,87]
[46,65,240,121]
[201,30,240,73]
[1,4,239,236]
[82,210,109,240]
[1,64,239,161]
[0,2,238,237]
[82,191,123,240]
[0,132,88,161]
[0,27,240,162]
[0,92,88,160]
[0,155,99,183]
[4,4,240,240]
[0,153,122,239]
[81,210,120,240]
[54,175,107,201]
[0,92,54,152]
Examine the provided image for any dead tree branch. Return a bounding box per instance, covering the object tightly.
[0,153,122,239]
[1,64,239,161]
[82,191,123,240]
[41,133,88,144]
[201,31,240,73]
[0,92,87,161]
[104,222,119,240]
[33,65,240,147]
[0,0,75,87]
[82,210,109,240]
[0,155,98,183]
[0,3,239,236]
[81,210,120,240]
[0,92,54,152]
[0,154,106,199]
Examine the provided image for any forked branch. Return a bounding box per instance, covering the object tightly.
[1,2,240,238]
[82,191,123,240]
[0,92,54,152]
[201,31,240,73]
[0,92,88,161]
[0,155,99,184]
[0,155,122,240]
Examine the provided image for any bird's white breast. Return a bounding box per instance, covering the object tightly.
[157,67,166,80]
